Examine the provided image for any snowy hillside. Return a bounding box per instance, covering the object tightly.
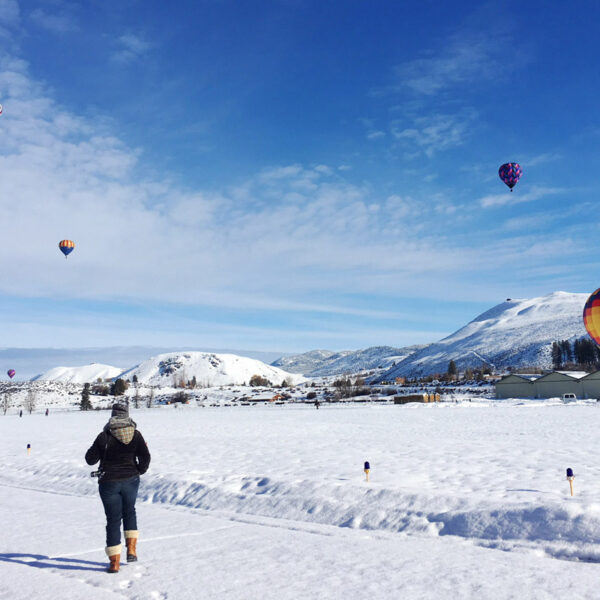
[121,351,303,387]
[31,363,124,383]
[376,291,588,379]
[272,346,427,376]
[271,349,344,374]
[309,345,428,376]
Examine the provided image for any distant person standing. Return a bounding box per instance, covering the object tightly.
[45,408,49,416]
[19,410,22,418]
[315,399,320,410]
[85,403,151,573]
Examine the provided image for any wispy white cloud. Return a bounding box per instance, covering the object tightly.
[387,10,522,99]
[393,35,501,96]
[112,33,152,63]
[0,0,19,38]
[0,0,19,25]
[29,8,77,34]
[524,152,562,167]
[479,186,565,208]
[367,130,385,140]
[391,113,472,157]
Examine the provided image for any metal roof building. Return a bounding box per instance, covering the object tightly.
[496,371,600,399]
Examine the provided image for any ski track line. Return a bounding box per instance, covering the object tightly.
[52,525,238,559]
[0,481,96,500]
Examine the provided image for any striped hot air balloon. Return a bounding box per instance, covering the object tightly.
[58,239,75,258]
[498,162,522,191]
[583,289,600,346]
[7,369,15,379]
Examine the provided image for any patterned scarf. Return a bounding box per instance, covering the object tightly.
[105,416,137,445]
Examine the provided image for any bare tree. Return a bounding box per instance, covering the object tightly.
[24,389,37,414]
[146,388,155,409]
[133,387,140,409]
[2,394,9,416]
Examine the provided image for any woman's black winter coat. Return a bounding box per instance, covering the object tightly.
[85,430,151,481]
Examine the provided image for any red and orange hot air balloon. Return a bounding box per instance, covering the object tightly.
[583,288,600,346]
[58,239,75,258]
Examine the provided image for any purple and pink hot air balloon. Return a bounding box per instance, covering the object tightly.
[7,369,15,379]
[498,162,522,192]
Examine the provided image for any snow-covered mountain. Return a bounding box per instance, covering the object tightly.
[271,345,427,376]
[271,350,350,374]
[32,363,124,383]
[309,345,427,376]
[120,352,303,387]
[375,291,588,379]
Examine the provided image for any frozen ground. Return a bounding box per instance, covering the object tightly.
[1,400,600,599]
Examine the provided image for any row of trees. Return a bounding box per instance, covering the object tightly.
[440,360,492,382]
[80,382,157,411]
[1,390,38,415]
[552,338,600,370]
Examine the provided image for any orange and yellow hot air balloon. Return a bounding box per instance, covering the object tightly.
[58,239,75,259]
[583,288,600,346]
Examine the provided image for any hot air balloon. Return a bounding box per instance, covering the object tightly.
[498,162,522,192]
[7,369,15,379]
[583,288,600,346]
[58,239,75,258]
[0,104,3,115]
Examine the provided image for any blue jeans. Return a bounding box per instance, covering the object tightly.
[99,476,140,547]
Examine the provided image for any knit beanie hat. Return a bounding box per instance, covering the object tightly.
[111,402,129,418]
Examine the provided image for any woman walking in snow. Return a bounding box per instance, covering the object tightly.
[85,402,151,573]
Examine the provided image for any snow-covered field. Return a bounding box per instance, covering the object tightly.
[2,401,600,599]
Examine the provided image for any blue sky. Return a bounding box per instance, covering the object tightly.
[0,0,599,357]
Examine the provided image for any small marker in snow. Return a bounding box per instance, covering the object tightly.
[364,461,370,482]
[27,443,31,456]
[566,468,574,496]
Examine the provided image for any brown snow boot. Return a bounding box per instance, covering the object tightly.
[105,544,121,573]
[125,530,138,562]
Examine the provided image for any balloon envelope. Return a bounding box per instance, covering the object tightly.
[7,369,15,379]
[498,162,522,190]
[583,288,600,346]
[0,104,3,115]
[58,239,75,257]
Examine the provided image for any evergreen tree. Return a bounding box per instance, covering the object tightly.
[580,338,597,365]
[111,378,127,396]
[551,342,562,369]
[80,383,93,411]
[573,339,581,365]
[560,340,572,364]
[447,360,457,378]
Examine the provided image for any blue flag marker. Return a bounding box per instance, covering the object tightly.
[27,443,31,456]
[364,461,370,481]
[566,468,574,496]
